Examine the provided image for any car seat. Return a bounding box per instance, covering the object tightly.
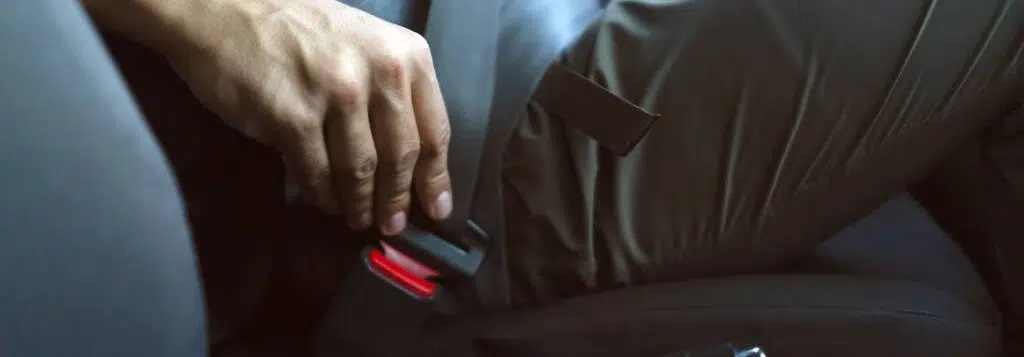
[0,1,1008,357]
[0,1,205,356]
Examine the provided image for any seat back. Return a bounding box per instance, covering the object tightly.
[0,1,205,356]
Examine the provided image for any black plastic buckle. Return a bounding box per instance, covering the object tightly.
[379,220,487,282]
[313,221,487,357]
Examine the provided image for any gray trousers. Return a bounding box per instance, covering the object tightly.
[0,0,205,356]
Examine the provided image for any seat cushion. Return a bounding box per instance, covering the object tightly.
[790,194,999,319]
[427,195,1001,357]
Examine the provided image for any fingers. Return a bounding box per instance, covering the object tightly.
[277,116,340,215]
[409,50,453,221]
[326,93,378,232]
[369,66,419,236]
[318,30,451,236]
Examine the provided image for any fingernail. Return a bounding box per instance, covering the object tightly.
[348,212,372,231]
[381,211,407,236]
[431,191,453,220]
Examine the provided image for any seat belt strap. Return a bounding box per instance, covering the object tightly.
[313,0,498,355]
[423,1,499,221]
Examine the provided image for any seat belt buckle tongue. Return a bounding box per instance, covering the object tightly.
[381,221,488,281]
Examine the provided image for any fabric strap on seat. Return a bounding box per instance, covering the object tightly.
[533,64,659,156]
[422,0,499,222]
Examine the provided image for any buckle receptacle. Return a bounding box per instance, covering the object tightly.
[313,221,488,357]
[380,220,487,281]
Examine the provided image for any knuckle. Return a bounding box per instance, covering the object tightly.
[374,50,407,86]
[346,181,375,208]
[342,154,378,182]
[277,112,322,146]
[422,123,450,158]
[298,167,332,195]
[407,33,433,65]
[333,77,367,110]
[384,145,420,173]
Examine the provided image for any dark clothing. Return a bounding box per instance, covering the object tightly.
[500,0,1024,304]
[99,0,1023,350]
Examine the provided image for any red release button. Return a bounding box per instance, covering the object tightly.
[367,246,438,300]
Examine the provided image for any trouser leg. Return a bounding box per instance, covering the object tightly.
[501,0,1024,303]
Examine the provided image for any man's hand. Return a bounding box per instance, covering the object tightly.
[84,0,453,235]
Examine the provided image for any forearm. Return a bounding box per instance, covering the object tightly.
[79,0,213,58]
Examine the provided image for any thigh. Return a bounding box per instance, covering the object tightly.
[500,0,1024,303]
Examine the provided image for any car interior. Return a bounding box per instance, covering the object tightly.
[1,0,1020,357]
